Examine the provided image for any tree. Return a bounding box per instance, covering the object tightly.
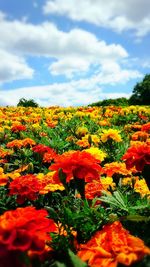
[129,74,150,105]
[17,98,39,107]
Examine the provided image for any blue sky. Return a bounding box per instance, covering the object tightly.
[0,0,150,106]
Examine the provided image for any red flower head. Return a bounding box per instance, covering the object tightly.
[49,150,102,183]
[32,144,53,156]
[77,221,150,267]
[141,122,150,133]
[122,143,150,171]
[85,181,103,200]
[0,206,56,263]
[9,174,45,204]
[11,124,26,133]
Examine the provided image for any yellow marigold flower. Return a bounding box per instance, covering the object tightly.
[65,135,75,142]
[84,147,107,162]
[37,171,65,194]
[134,178,150,197]
[8,172,21,180]
[76,126,88,137]
[76,134,100,148]
[101,176,116,191]
[0,167,8,186]
[101,129,122,143]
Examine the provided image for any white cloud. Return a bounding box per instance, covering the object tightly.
[0,64,142,107]
[0,12,129,81]
[0,49,34,83]
[43,0,150,37]
[0,10,142,105]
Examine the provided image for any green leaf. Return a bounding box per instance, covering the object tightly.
[68,249,87,267]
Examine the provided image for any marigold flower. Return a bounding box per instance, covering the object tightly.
[77,221,150,267]
[76,134,100,148]
[122,143,150,171]
[76,126,88,137]
[101,129,122,143]
[22,138,36,147]
[131,131,149,142]
[0,206,56,257]
[102,162,136,177]
[50,150,102,183]
[85,180,103,199]
[141,122,150,133]
[9,174,45,204]
[37,172,65,194]
[0,167,8,186]
[84,147,107,162]
[6,139,23,149]
[11,124,26,133]
[32,144,54,156]
[43,150,57,163]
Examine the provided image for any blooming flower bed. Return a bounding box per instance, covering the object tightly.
[0,105,150,267]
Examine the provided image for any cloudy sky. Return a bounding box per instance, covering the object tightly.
[0,0,150,106]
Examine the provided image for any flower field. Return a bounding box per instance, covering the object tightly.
[0,105,150,267]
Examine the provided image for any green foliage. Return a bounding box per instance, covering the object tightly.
[90,97,129,107]
[129,74,150,105]
[17,98,39,107]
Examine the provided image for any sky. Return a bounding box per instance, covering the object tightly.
[0,0,150,107]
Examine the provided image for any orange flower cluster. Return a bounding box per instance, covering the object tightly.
[50,150,102,183]
[77,221,150,267]
[7,138,36,149]
[0,207,56,260]
[9,174,45,204]
[122,143,150,171]
[102,162,136,177]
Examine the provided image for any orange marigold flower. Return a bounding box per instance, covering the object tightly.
[6,139,23,149]
[43,150,57,163]
[22,138,36,147]
[122,143,150,171]
[11,124,26,133]
[0,206,56,256]
[77,221,150,267]
[49,150,102,183]
[102,162,136,177]
[0,147,13,158]
[85,180,103,200]
[131,131,149,142]
[9,174,45,204]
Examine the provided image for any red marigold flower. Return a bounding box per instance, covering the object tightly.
[11,124,26,133]
[141,122,150,133]
[122,143,150,171]
[32,144,53,156]
[77,221,150,267]
[9,174,45,204]
[49,150,102,183]
[85,181,103,200]
[0,206,56,261]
